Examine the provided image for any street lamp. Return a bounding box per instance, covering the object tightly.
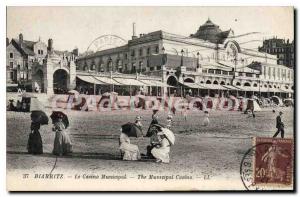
[197,52,200,68]
[108,57,112,72]
[181,49,184,67]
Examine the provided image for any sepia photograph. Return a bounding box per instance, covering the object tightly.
[5,6,295,191]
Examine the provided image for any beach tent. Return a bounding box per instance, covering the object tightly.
[271,96,283,106]
[283,98,293,107]
[246,99,261,112]
[98,92,119,109]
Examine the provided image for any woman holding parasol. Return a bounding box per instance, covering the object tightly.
[27,97,48,155]
[119,116,143,161]
[151,125,175,163]
[51,111,72,156]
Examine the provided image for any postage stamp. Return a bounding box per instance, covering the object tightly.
[240,137,294,190]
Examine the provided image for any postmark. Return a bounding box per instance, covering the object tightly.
[240,137,293,190]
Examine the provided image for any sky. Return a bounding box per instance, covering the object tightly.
[7,6,294,52]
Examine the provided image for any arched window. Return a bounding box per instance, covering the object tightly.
[244,82,251,86]
[236,82,241,86]
[213,80,219,84]
[253,83,258,87]
[220,81,225,85]
[206,80,211,84]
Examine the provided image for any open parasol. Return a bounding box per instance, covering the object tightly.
[159,127,175,145]
[121,122,144,138]
[50,111,69,128]
[30,97,48,125]
[68,90,80,95]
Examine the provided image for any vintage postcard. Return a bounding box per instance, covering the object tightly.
[6,6,295,191]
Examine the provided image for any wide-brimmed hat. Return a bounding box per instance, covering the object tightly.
[135,116,142,121]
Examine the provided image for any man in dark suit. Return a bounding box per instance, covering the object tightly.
[273,111,285,138]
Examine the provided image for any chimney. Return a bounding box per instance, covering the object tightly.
[47,38,53,52]
[6,38,9,46]
[19,33,23,46]
[72,48,79,56]
[132,23,137,40]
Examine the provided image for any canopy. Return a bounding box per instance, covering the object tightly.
[94,76,122,85]
[77,75,106,85]
[140,79,173,87]
[222,85,241,90]
[114,78,146,86]
[198,83,228,90]
[183,82,203,89]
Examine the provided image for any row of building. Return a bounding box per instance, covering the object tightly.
[6,19,294,98]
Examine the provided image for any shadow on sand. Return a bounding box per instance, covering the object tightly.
[6,151,154,162]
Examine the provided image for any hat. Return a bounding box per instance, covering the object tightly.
[135,116,142,121]
[167,114,173,119]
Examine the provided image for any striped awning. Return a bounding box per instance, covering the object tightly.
[77,75,106,85]
[94,76,122,85]
[198,83,228,90]
[139,80,173,87]
[183,82,203,89]
[113,78,146,86]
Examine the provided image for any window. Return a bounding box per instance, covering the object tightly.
[123,64,128,72]
[41,50,43,55]
[139,61,143,72]
[238,72,243,76]
[9,62,13,69]
[155,46,159,54]
[147,47,150,55]
[156,66,161,70]
[131,63,136,73]
[208,69,214,74]
[124,53,128,59]
[9,53,13,58]
[228,71,234,75]
[150,67,154,71]
[256,74,260,78]
[131,49,135,57]
[215,70,221,74]
[139,48,143,56]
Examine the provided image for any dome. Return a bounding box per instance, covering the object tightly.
[191,18,226,44]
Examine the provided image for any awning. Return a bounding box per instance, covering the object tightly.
[113,78,146,86]
[77,75,106,85]
[183,82,203,89]
[94,76,122,85]
[140,79,173,87]
[198,83,228,90]
[222,85,241,90]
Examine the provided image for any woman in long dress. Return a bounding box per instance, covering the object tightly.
[52,118,73,156]
[151,133,171,163]
[119,132,141,161]
[203,111,210,126]
[27,121,43,154]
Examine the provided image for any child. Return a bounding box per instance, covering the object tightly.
[166,114,173,129]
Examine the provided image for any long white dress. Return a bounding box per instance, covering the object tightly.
[119,133,141,161]
[203,113,210,126]
[151,138,171,163]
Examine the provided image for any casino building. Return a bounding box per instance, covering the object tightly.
[8,19,292,97]
[75,19,294,98]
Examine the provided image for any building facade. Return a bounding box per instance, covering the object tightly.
[258,38,295,68]
[76,19,294,98]
[6,34,48,87]
[6,33,78,94]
